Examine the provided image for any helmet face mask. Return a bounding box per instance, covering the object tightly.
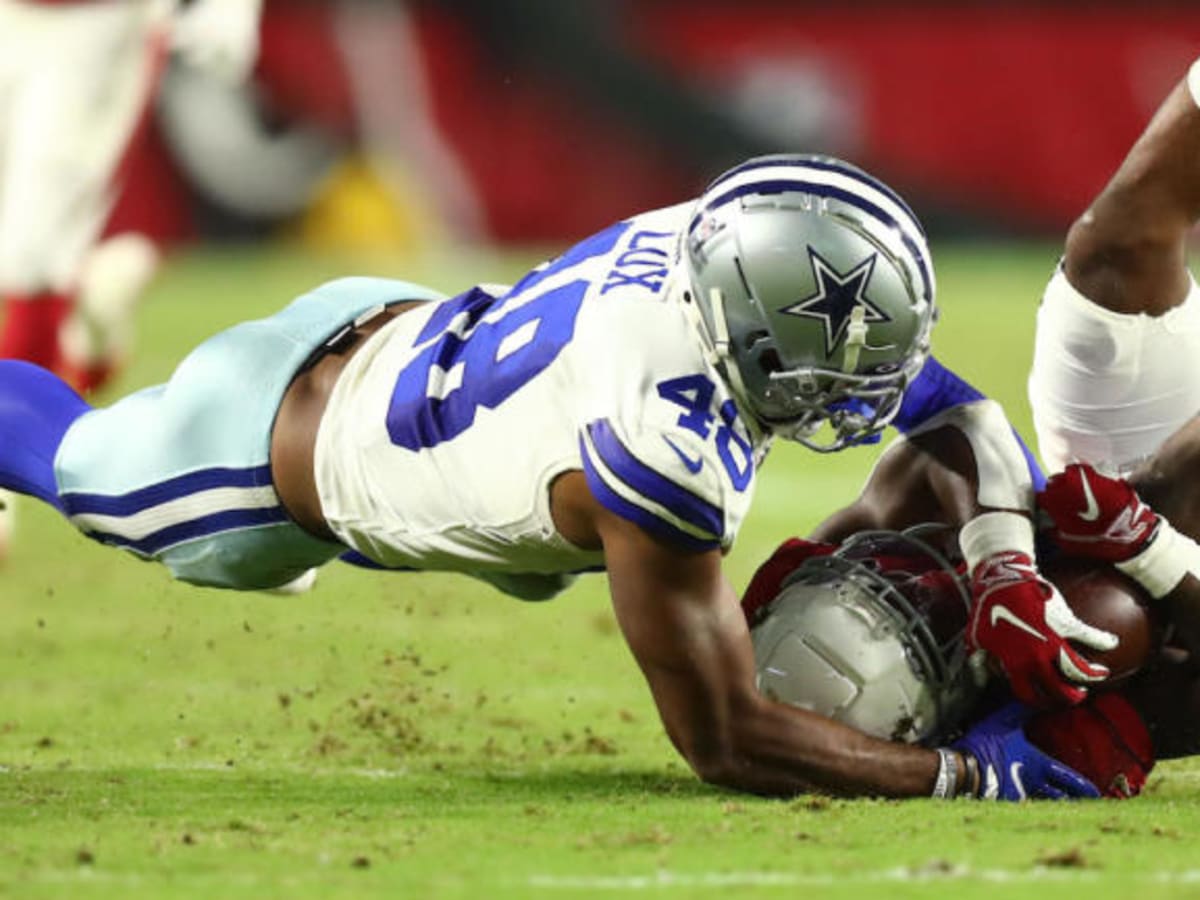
[684,155,936,451]
[748,526,983,745]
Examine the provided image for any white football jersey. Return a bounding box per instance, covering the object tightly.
[314,203,769,575]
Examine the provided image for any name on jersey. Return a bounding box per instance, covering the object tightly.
[600,229,673,296]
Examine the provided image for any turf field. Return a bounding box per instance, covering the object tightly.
[2,242,1199,899]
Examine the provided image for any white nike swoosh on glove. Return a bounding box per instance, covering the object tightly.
[1010,762,1027,800]
[984,764,999,800]
[1077,468,1101,522]
[989,605,1048,642]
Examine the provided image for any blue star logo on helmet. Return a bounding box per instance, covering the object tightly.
[779,248,892,356]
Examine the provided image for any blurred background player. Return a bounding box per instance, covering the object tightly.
[0,0,264,555]
[1029,58,1200,476]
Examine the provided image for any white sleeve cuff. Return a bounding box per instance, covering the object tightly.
[959,511,1036,571]
[1115,520,1200,600]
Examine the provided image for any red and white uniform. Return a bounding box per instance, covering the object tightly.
[0,0,170,295]
[0,0,261,386]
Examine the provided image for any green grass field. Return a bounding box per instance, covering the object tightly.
[2,242,1199,899]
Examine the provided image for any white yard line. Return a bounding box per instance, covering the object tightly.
[527,868,1200,890]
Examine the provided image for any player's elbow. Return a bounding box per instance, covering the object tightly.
[685,744,744,790]
[672,703,775,794]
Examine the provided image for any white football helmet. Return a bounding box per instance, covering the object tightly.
[681,155,936,451]
[747,526,981,744]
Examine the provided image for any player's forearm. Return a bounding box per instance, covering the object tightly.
[691,695,961,799]
[908,399,1038,515]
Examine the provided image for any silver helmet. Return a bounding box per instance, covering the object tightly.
[747,526,981,745]
[682,155,936,451]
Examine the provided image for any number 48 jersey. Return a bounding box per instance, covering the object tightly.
[313,203,770,577]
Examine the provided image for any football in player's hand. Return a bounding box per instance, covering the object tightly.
[1041,556,1166,682]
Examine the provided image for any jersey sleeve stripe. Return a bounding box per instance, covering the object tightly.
[582,419,725,541]
[580,435,720,553]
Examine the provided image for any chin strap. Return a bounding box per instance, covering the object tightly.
[841,305,868,374]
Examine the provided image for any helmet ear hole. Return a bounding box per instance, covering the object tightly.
[744,329,769,352]
[758,348,782,376]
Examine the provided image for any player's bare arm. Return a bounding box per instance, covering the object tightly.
[1064,70,1200,315]
[809,423,984,543]
[550,468,953,798]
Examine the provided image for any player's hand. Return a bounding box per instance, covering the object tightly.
[953,702,1100,800]
[966,550,1116,706]
[172,0,263,85]
[1039,463,1160,563]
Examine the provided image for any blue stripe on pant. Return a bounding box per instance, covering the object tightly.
[43,276,443,589]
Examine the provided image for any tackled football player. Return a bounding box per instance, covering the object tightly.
[0,156,1106,800]
[743,406,1196,799]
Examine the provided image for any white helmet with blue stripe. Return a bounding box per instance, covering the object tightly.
[681,154,936,451]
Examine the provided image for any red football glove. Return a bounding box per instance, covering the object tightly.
[1039,463,1160,563]
[966,549,1116,707]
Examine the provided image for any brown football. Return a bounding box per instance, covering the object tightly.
[1041,556,1167,682]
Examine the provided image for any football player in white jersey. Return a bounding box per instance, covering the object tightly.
[0,155,1110,799]
[1029,58,1200,477]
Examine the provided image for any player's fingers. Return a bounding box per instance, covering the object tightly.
[1047,760,1101,799]
[1057,645,1110,684]
[1034,659,1089,706]
[1061,617,1120,652]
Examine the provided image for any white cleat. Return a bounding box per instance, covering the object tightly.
[264,567,319,596]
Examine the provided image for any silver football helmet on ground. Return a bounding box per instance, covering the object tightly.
[747,527,982,745]
[681,154,936,451]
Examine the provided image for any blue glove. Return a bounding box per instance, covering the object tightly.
[953,702,1100,800]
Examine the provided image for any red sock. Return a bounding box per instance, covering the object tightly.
[0,292,72,368]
